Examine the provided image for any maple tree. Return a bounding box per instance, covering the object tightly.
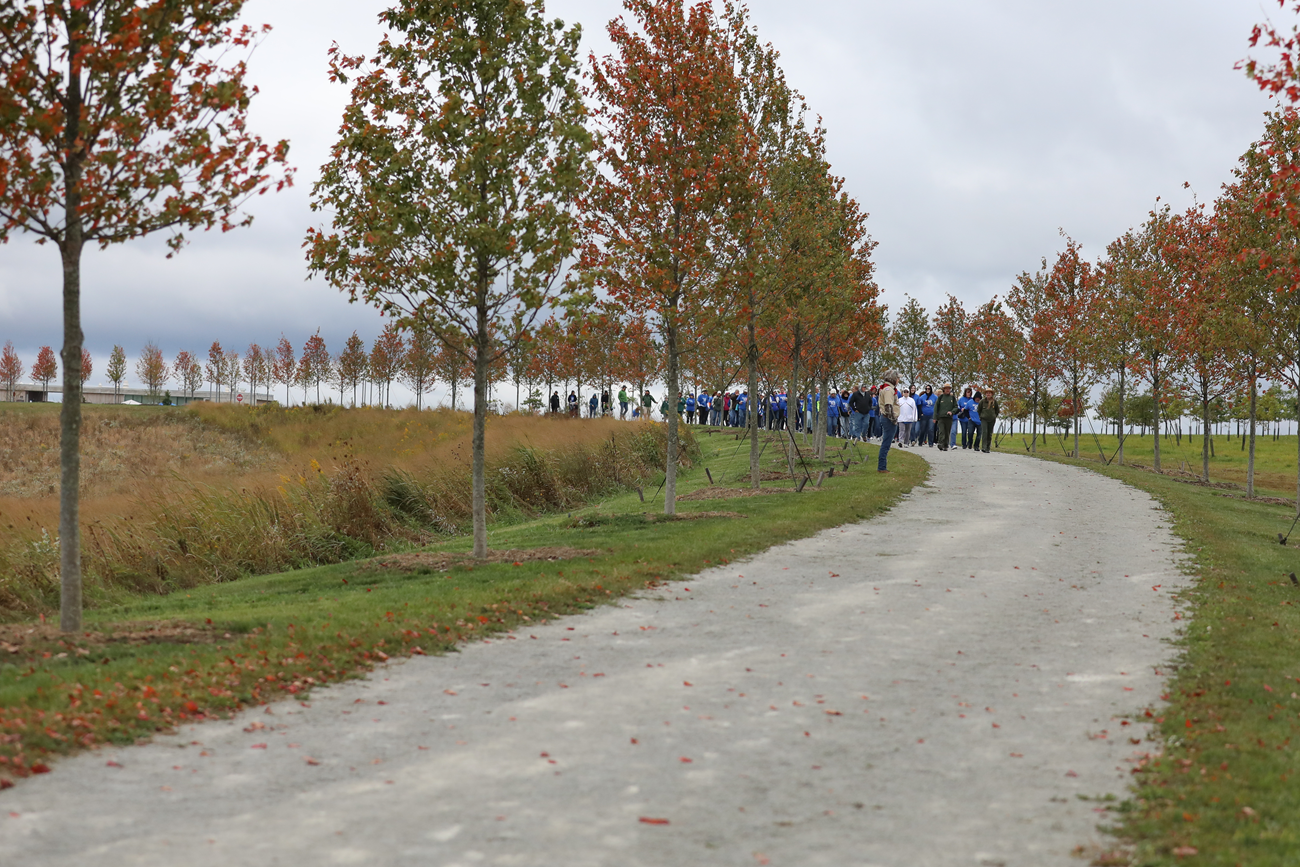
[243,344,268,405]
[309,0,592,555]
[968,298,1025,401]
[583,0,756,513]
[79,348,92,385]
[1041,236,1100,458]
[0,342,23,401]
[1006,260,1058,452]
[887,296,929,391]
[920,294,973,392]
[135,342,168,398]
[0,0,291,630]
[272,335,296,406]
[174,349,203,401]
[222,349,240,401]
[1222,108,1300,509]
[32,345,58,400]
[206,341,226,403]
[1175,202,1236,482]
[299,331,329,404]
[403,325,437,411]
[338,332,368,408]
[105,344,126,402]
[369,324,405,410]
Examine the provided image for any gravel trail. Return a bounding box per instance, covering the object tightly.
[0,450,1188,866]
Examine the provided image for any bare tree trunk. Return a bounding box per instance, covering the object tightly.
[664,308,680,516]
[1248,365,1257,498]
[789,319,801,464]
[471,298,490,558]
[1117,364,1126,466]
[59,40,86,634]
[1201,391,1211,483]
[748,306,760,490]
[1151,360,1161,473]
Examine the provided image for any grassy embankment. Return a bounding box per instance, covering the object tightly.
[992,435,1300,865]
[0,407,924,784]
[0,403,670,615]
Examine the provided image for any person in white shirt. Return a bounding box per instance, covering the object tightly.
[897,387,918,448]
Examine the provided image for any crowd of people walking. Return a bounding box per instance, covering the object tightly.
[546,375,1002,465]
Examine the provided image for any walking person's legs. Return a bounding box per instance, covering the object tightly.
[980,419,995,452]
[899,421,912,446]
[877,418,897,471]
[936,417,951,451]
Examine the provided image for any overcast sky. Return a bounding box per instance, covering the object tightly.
[0,0,1279,403]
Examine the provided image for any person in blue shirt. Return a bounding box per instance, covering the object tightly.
[826,390,840,436]
[957,386,978,449]
[914,385,936,446]
[737,391,748,428]
[777,392,788,430]
[868,387,879,441]
[588,392,598,418]
[970,389,985,450]
[685,393,696,424]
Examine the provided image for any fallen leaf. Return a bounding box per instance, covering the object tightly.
[1172,846,1198,857]
[638,817,670,825]
[444,689,458,696]
[305,757,321,766]
[250,743,268,750]
[106,760,123,768]
[29,763,50,774]
[679,756,693,763]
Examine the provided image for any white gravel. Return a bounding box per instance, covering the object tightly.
[0,449,1189,867]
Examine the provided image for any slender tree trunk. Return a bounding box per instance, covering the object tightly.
[58,40,86,633]
[1072,375,1081,459]
[1201,392,1212,483]
[664,304,680,516]
[1151,360,1161,473]
[1117,364,1126,466]
[748,304,761,490]
[1248,366,1257,499]
[789,319,801,463]
[1030,379,1038,453]
[472,298,490,558]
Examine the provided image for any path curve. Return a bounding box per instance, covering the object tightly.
[0,450,1188,866]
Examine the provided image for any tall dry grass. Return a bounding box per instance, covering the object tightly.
[0,404,671,618]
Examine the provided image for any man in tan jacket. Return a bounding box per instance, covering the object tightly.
[877,370,899,472]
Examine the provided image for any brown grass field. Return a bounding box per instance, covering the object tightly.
[0,403,669,617]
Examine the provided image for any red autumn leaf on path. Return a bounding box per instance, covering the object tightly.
[0,779,12,791]
[250,743,268,750]
[824,710,842,716]
[1009,752,1023,758]
[244,721,266,732]
[29,763,50,774]
[639,817,670,825]
[444,689,458,696]
[305,757,321,766]
[679,756,693,763]
[106,760,123,768]
[185,701,199,713]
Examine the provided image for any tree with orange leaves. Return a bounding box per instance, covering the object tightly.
[1006,260,1058,452]
[1040,235,1101,458]
[0,1,292,631]
[583,0,758,513]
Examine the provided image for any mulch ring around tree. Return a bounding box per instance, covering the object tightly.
[0,621,220,658]
[359,547,603,574]
[678,486,796,501]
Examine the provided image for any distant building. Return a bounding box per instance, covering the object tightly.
[4,384,275,406]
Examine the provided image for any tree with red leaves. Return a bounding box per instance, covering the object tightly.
[174,349,203,401]
[271,336,296,406]
[1,342,24,402]
[79,348,92,385]
[32,345,58,400]
[583,0,757,513]
[1041,235,1101,459]
[0,1,292,631]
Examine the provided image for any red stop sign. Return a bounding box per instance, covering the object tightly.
[237,393,244,403]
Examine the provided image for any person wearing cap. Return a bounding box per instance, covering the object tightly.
[897,386,917,448]
[934,383,958,451]
[876,371,900,471]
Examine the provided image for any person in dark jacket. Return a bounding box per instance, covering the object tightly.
[934,383,957,451]
[978,388,1000,453]
[550,391,561,414]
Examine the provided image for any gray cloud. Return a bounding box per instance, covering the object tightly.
[0,0,1277,368]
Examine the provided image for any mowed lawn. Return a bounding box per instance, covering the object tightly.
[0,426,925,782]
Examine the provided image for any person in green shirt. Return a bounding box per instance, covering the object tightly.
[660,398,669,420]
[618,386,630,419]
[641,390,654,420]
[934,383,958,452]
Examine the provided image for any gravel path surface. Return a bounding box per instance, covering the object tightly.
[0,449,1188,867]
